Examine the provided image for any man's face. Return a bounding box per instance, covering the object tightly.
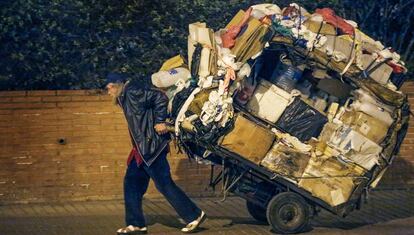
[106,83,119,98]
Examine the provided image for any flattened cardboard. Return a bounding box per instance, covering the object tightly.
[339,110,389,144]
[226,10,269,63]
[303,18,337,35]
[261,143,311,181]
[329,125,383,170]
[360,54,393,85]
[298,156,366,206]
[220,115,275,164]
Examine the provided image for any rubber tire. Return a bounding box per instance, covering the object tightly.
[246,201,268,223]
[266,192,310,234]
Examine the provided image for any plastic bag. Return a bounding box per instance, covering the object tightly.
[276,98,328,141]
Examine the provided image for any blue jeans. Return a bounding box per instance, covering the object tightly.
[124,151,201,227]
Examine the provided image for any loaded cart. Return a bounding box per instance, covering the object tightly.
[179,99,409,234]
[153,2,411,234]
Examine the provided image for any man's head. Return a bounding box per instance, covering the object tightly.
[106,82,124,98]
[105,72,128,98]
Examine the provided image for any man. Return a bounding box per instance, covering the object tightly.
[105,72,206,234]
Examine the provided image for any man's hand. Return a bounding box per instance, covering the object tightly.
[154,123,168,135]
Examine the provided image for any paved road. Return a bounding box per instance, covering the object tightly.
[0,190,413,235]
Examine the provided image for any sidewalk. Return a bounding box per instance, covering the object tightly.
[0,190,413,235]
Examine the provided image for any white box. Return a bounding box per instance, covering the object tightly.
[247,79,291,123]
[329,125,383,170]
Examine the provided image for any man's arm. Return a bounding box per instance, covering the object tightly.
[148,89,169,135]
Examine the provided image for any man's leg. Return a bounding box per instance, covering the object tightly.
[124,159,150,227]
[144,151,202,223]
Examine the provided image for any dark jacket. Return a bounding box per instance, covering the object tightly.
[117,80,170,166]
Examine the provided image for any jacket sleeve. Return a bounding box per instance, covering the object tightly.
[147,88,169,124]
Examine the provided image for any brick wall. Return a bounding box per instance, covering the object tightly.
[0,84,413,204]
[0,90,214,204]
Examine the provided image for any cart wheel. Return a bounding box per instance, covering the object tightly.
[266,192,310,234]
[246,201,268,223]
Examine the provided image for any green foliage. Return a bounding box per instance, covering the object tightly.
[0,0,413,90]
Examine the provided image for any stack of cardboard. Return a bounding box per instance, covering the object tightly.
[156,2,410,208]
[298,155,366,206]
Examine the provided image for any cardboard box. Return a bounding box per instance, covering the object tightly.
[226,10,270,63]
[298,156,366,206]
[220,115,275,164]
[339,110,389,144]
[303,18,337,35]
[359,54,393,85]
[261,143,311,181]
[329,125,383,170]
[321,35,356,63]
[247,79,291,123]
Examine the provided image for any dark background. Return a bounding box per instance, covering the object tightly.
[0,0,413,90]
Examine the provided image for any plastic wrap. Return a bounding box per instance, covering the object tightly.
[171,86,196,118]
[261,143,310,181]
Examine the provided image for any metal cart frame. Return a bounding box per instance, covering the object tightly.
[181,109,371,233]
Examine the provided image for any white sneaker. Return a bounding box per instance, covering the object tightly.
[181,211,207,233]
[116,225,148,234]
